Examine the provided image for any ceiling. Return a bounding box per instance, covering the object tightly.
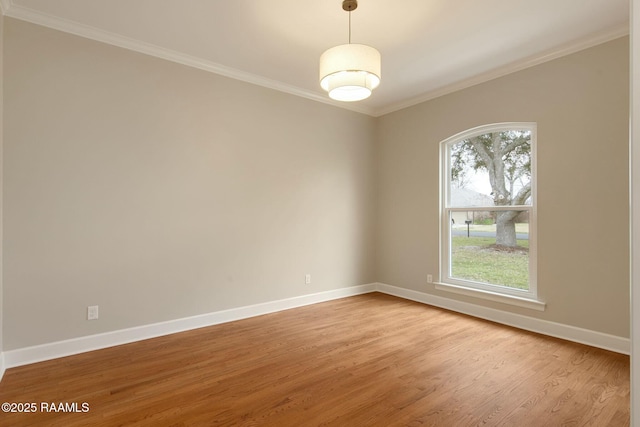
[0,0,630,116]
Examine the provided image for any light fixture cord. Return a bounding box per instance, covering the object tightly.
[348,9,352,44]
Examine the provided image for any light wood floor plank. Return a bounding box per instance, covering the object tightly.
[0,293,629,426]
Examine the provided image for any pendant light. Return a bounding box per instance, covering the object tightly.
[319,0,381,102]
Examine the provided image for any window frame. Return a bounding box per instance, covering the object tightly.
[439,122,539,305]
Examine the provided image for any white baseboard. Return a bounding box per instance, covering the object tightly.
[376,283,630,355]
[2,282,629,371]
[3,284,376,369]
[0,352,5,382]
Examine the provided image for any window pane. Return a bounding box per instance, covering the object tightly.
[450,210,529,290]
[449,130,532,207]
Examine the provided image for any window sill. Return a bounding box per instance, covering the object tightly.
[434,282,546,311]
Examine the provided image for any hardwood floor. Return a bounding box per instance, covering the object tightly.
[0,293,630,426]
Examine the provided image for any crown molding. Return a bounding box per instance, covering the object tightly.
[2,2,628,118]
[372,23,630,117]
[2,3,376,117]
[0,0,11,15]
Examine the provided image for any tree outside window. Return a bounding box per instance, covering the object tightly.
[442,123,537,298]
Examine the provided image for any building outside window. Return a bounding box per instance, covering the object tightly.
[439,123,539,305]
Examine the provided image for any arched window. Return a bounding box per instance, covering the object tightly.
[439,123,541,308]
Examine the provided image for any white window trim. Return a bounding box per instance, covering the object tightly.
[439,122,543,310]
[434,282,546,311]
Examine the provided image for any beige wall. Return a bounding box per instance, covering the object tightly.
[1,17,630,352]
[376,37,630,337]
[3,19,377,350]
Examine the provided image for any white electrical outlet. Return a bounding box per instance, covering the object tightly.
[427,274,433,283]
[87,305,99,320]
[305,274,311,285]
